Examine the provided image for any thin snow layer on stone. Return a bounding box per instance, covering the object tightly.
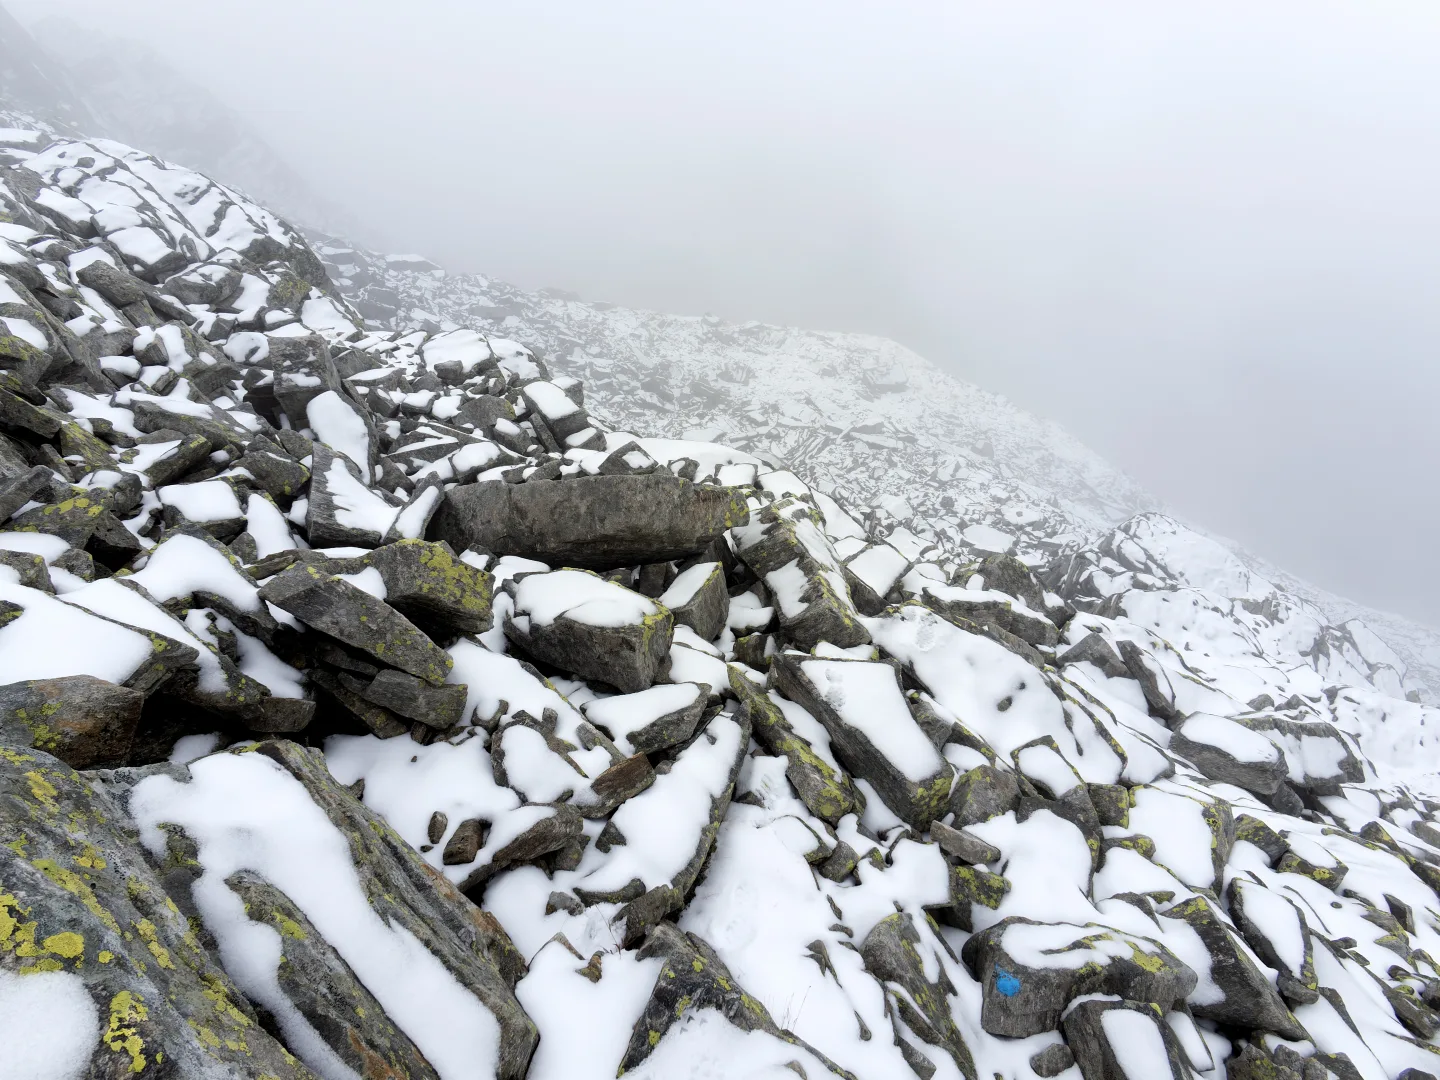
[422,329,492,373]
[669,641,729,696]
[657,561,717,610]
[629,1010,838,1080]
[1015,742,1080,795]
[0,582,155,685]
[66,578,228,694]
[499,724,611,805]
[0,968,99,1080]
[846,542,909,595]
[323,456,400,536]
[514,570,657,629]
[770,691,843,773]
[245,493,297,559]
[969,809,1099,928]
[391,484,442,541]
[0,531,72,562]
[871,605,1124,780]
[798,657,942,783]
[1176,712,1282,764]
[337,566,387,601]
[1231,881,1305,974]
[158,479,242,522]
[1,314,48,350]
[130,751,502,1080]
[764,560,811,619]
[1127,784,1219,889]
[525,381,579,420]
[307,390,373,484]
[515,940,664,1080]
[1099,1006,1174,1080]
[129,532,261,611]
[575,714,743,895]
[582,682,704,754]
[447,639,585,735]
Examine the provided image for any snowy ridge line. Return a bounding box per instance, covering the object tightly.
[3,115,1440,1080]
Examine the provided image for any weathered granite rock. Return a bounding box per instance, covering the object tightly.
[770,651,951,828]
[258,562,452,684]
[961,917,1196,1038]
[1170,712,1287,795]
[505,569,672,694]
[732,497,870,650]
[1061,998,1193,1080]
[431,473,749,569]
[1158,895,1307,1038]
[729,666,864,824]
[861,912,978,1080]
[1057,632,1130,679]
[658,559,730,641]
[0,675,142,768]
[328,539,494,635]
[0,741,313,1078]
[350,668,469,729]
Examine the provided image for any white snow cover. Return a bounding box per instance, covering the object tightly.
[0,969,99,1080]
[513,569,657,628]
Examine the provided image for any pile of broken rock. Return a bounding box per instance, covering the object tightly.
[3,126,1440,1080]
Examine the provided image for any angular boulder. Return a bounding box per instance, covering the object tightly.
[1060,998,1194,1080]
[770,651,951,828]
[0,675,142,768]
[1169,712,1287,795]
[960,917,1196,1038]
[505,569,672,694]
[430,473,749,569]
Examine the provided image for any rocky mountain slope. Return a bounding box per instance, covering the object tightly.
[3,109,1440,1080]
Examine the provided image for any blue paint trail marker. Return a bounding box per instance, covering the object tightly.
[994,965,1021,997]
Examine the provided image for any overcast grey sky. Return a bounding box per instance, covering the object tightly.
[15,0,1440,625]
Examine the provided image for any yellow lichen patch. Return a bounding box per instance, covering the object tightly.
[99,949,115,964]
[24,769,60,813]
[74,842,108,870]
[43,930,84,959]
[133,919,174,969]
[104,990,149,1074]
[32,860,121,933]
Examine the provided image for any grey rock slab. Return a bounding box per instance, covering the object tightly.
[505,569,672,694]
[732,496,870,650]
[431,472,750,569]
[306,443,403,548]
[728,665,864,824]
[328,538,495,635]
[356,668,469,729]
[258,562,452,684]
[770,651,950,828]
[581,681,707,755]
[0,674,142,768]
[861,912,979,1080]
[931,819,1002,864]
[1058,632,1130,679]
[658,558,729,641]
[1229,713,1364,795]
[1118,640,1179,722]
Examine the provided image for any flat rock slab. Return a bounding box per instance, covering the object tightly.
[259,563,452,684]
[324,539,494,635]
[430,473,749,569]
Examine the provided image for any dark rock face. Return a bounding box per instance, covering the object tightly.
[1169,713,1287,795]
[0,675,142,767]
[430,473,749,569]
[258,562,453,684]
